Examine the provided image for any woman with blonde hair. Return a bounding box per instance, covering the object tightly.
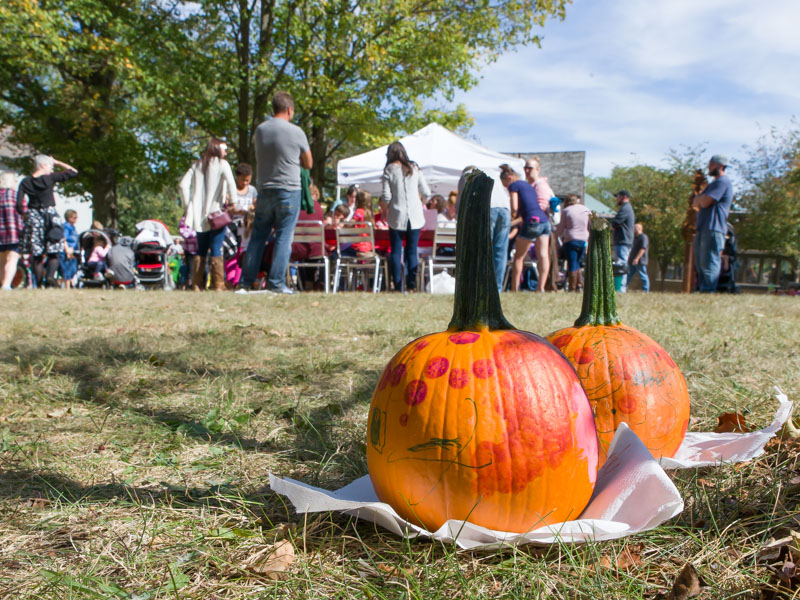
[179,138,238,291]
[0,171,23,290]
[500,164,551,292]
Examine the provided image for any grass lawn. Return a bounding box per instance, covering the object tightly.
[1,289,799,599]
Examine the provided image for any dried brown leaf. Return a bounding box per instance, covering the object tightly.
[714,412,749,433]
[46,407,71,419]
[656,563,703,600]
[244,540,296,580]
[616,543,644,569]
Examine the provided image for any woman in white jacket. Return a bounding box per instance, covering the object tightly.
[380,141,430,291]
[180,139,238,291]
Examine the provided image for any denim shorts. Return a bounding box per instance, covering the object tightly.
[519,219,551,241]
[0,243,19,252]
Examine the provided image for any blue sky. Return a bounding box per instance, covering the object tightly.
[453,0,800,177]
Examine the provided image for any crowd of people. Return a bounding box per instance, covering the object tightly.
[0,91,736,294]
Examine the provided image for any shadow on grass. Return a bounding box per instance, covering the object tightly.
[0,332,379,484]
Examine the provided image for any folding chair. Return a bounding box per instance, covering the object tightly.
[287,220,330,293]
[333,222,382,293]
[422,223,457,292]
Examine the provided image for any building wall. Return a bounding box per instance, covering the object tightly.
[504,151,586,198]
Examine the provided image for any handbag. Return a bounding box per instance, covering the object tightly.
[207,210,232,229]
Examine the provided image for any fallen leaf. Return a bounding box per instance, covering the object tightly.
[267,330,287,338]
[20,498,51,510]
[714,412,749,433]
[311,301,319,307]
[244,540,296,580]
[696,478,715,489]
[656,563,704,600]
[616,543,644,569]
[46,407,71,419]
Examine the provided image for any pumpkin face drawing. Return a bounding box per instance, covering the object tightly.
[366,171,598,533]
[547,219,690,465]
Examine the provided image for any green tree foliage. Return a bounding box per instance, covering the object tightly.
[0,0,190,227]
[584,148,705,280]
[734,127,800,259]
[153,0,570,189]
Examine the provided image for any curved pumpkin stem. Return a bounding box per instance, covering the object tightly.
[448,169,514,332]
[575,216,621,327]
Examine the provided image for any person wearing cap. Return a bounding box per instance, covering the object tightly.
[610,190,635,292]
[692,154,734,293]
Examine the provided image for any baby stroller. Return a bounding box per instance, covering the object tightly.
[133,220,175,290]
[76,229,113,289]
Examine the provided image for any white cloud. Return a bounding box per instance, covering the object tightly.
[455,0,800,176]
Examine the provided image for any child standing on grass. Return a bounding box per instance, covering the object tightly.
[59,209,79,289]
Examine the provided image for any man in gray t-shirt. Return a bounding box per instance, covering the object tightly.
[240,92,313,294]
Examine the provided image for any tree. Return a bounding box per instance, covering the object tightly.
[0,0,190,226]
[152,0,569,191]
[584,148,705,282]
[735,126,800,260]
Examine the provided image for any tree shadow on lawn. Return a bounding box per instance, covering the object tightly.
[0,333,379,484]
[0,465,298,524]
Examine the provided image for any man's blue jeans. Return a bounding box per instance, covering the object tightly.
[490,207,511,292]
[612,244,631,292]
[694,228,725,292]
[627,263,650,292]
[241,188,301,290]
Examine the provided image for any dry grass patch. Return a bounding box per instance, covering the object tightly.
[0,290,798,598]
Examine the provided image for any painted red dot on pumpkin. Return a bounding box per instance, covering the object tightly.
[390,363,407,386]
[405,379,428,406]
[448,368,469,389]
[616,394,638,414]
[425,356,450,379]
[472,359,495,379]
[410,340,430,355]
[449,332,480,345]
[399,413,409,427]
[574,347,594,365]
[377,365,392,391]
[551,334,573,349]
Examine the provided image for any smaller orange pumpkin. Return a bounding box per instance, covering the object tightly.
[547,217,690,465]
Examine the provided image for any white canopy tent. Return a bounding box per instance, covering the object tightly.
[336,123,525,204]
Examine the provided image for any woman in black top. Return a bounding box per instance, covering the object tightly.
[16,155,78,287]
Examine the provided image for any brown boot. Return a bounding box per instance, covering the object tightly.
[192,256,207,291]
[209,256,226,291]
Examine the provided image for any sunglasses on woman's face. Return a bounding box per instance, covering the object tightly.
[524,166,534,170]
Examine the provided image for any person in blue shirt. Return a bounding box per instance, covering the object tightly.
[692,154,734,292]
[500,164,551,292]
[59,209,80,289]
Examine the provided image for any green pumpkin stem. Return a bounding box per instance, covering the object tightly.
[575,216,621,327]
[448,170,514,332]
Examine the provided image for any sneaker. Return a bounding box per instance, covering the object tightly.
[269,286,296,295]
[104,269,115,279]
[234,288,249,295]
[1,285,12,291]
[93,272,103,281]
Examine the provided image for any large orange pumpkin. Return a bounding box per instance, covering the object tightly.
[546,218,690,466]
[366,171,598,534]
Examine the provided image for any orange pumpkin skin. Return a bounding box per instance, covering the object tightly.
[547,324,690,465]
[367,327,598,533]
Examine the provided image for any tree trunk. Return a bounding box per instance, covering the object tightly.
[91,162,118,228]
[309,122,329,191]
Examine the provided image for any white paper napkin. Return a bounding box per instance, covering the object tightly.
[270,422,683,549]
[660,389,791,469]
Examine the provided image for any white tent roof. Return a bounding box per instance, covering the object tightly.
[337,123,525,199]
